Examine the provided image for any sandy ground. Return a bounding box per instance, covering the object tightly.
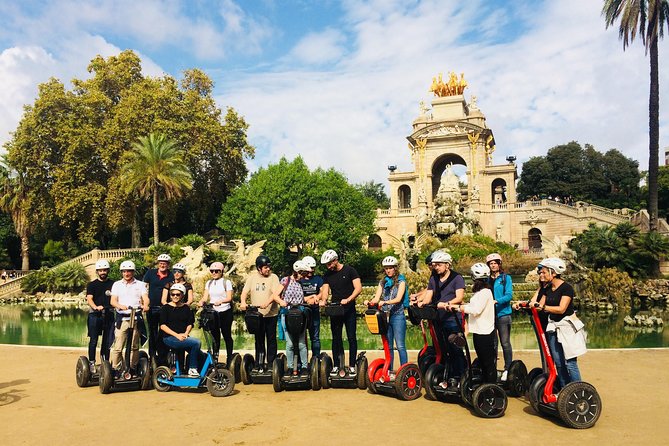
[1,345,668,445]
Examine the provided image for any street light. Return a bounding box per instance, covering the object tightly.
[387,165,397,172]
[506,156,516,164]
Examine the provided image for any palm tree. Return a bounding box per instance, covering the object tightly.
[602,0,669,231]
[0,155,32,270]
[122,133,193,245]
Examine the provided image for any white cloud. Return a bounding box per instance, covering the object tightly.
[287,29,346,65]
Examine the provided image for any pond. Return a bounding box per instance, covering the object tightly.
[0,302,667,350]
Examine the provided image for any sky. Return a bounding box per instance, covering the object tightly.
[1,0,667,188]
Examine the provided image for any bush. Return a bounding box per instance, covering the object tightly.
[21,268,52,293]
[177,234,207,249]
[145,243,185,266]
[42,240,67,267]
[574,267,634,309]
[109,251,150,281]
[345,248,395,283]
[203,247,229,267]
[21,263,88,293]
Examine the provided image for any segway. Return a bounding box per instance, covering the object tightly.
[319,303,368,390]
[517,301,602,429]
[408,304,445,375]
[365,306,421,400]
[272,305,321,392]
[152,306,235,397]
[470,358,528,397]
[76,308,114,387]
[423,306,507,418]
[99,307,151,394]
[198,304,242,383]
[240,306,285,385]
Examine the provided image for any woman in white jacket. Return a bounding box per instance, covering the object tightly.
[440,263,497,384]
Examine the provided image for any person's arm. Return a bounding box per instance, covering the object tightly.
[384,281,406,306]
[341,278,362,305]
[542,295,572,315]
[410,288,426,303]
[111,294,126,311]
[141,292,150,312]
[450,287,465,305]
[240,281,250,310]
[186,288,194,306]
[419,289,433,307]
[198,285,210,307]
[265,278,286,308]
[367,284,383,306]
[496,275,513,306]
[86,289,103,311]
[222,281,233,303]
[450,291,485,315]
[320,283,330,306]
[161,287,169,305]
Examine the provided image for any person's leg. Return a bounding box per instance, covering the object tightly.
[111,321,128,370]
[298,330,308,371]
[183,337,202,370]
[390,312,408,368]
[565,357,581,383]
[546,331,568,389]
[285,332,295,371]
[343,306,357,368]
[101,312,115,361]
[211,311,222,361]
[146,310,160,360]
[331,316,344,368]
[497,315,513,371]
[309,305,321,356]
[386,313,396,370]
[87,313,101,362]
[264,315,278,364]
[220,309,234,359]
[255,317,266,367]
[130,324,141,368]
[473,333,497,384]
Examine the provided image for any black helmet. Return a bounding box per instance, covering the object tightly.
[255,255,271,269]
[425,253,433,265]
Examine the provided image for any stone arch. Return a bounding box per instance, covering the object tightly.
[431,153,467,200]
[398,185,412,209]
[367,234,382,250]
[528,228,542,250]
[491,178,507,204]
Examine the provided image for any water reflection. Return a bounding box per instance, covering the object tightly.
[1,303,667,350]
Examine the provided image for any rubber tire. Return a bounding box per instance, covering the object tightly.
[138,357,151,390]
[424,363,445,401]
[528,373,550,416]
[526,367,543,397]
[228,353,242,384]
[356,356,368,390]
[418,354,435,376]
[99,360,113,394]
[366,359,384,394]
[153,366,173,392]
[472,383,507,418]
[557,381,602,429]
[460,368,474,406]
[310,356,321,391]
[76,356,91,387]
[394,364,422,401]
[272,357,283,392]
[241,354,254,385]
[207,365,235,397]
[507,360,528,397]
[319,353,332,389]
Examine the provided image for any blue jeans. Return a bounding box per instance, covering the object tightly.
[163,336,202,370]
[440,313,466,378]
[546,331,581,389]
[308,304,321,356]
[386,311,407,370]
[286,330,308,371]
[494,314,513,371]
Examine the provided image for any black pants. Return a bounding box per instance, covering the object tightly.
[330,304,357,368]
[254,315,278,366]
[87,311,115,362]
[473,332,497,384]
[212,310,234,360]
[146,307,163,362]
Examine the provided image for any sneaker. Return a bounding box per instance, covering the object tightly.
[438,380,448,389]
[89,361,96,373]
[347,366,357,376]
[388,372,396,381]
[500,370,508,381]
[188,368,199,376]
[448,378,458,388]
[330,366,340,376]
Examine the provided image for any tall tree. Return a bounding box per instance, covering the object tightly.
[355,180,391,209]
[0,156,32,270]
[603,0,669,230]
[122,133,193,245]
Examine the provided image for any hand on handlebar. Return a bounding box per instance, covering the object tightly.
[240,302,247,311]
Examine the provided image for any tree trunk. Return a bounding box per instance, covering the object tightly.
[20,234,30,271]
[648,37,659,231]
[153,187,159,246]
[131,210,141,248]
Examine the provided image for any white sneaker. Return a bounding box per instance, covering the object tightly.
[188,368,199,376]
[500,370,508,381]
[89,361,96,373]
[330,366,339,376]
[348,367,357,375]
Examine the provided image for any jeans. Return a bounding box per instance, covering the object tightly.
[211,310,233,360]
[87,311,115,362]
[308,304,321,356]
[255,315,278,366]
[494,314,513,371]
[146,307,162,361]
[387,311,407,370]
[111,319,141,370]
[546,330,581,389]
[286,329,308,371]
[473,332,497,384]
[163,335,202,370]
[331,304,357,368]
[440,313,466,378]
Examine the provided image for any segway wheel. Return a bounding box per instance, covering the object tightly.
[153,366,173,392]
[319,353,332,389]
[472,383,507,418]
[76,356,91,387]
[138,357,151,390]
[460,368,474,406]
[272,358,284,393]
[528,373,552,416]
[366,359,384,394]
[418,354,435,376]
[507,360,528,397]
[557,381,602,429]
[424,363,445,401]
[207,365,235,397]
[526,367,543,396]
[99,360,113,394]
[241,354,254,385]
[395,364,422,401]
[309,356,321,391]
[356,356,368,390]
[228,353,242,384]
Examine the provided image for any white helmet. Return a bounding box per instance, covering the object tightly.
[486,253,502,264]
[320,249,338,264]
[431,251,453,264]
[470,262,491,280]
[302,256,317,269]
[539,257,566,275]
[157,253,171,263]
[170,283,186,295]
[173,263,187,272]
[119,260,136,271]
[293,260,305,272]
[95,259,110,270]
[382,256,398,267]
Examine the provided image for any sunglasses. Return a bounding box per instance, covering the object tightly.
[173,269,184,274]
[210,269,222,273]
[170,292,182,297]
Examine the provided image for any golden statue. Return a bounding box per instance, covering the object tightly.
[430,71,467,97]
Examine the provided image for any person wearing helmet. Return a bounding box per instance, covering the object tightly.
[320,249,362,372]
[486,253,514,380]
[278,261,307,374]
[160,283,201,376]
[421,250,466,379]
[409,251,442,303]
[197,262,235,363]
[298,255,323,356]
[110,260,149,375]
[240,255,282,368]
[84,259,115,372]
[367,256,408,372]
[442,263,497,384]
[161,263,193,306]
[143,253,174,364]
[536,258,584,389]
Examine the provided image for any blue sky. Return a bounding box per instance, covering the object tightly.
[1,0,667,187]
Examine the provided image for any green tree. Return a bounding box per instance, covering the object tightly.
[0,155,32,270]
[355,180,390,209]
[42,240,67,267]
[603,0,669,230]
[122,133,193,245]
[217,157,376,273]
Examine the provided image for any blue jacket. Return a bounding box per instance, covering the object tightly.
[490,273,513,317]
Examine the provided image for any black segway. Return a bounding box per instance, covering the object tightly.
[319,304,368,390]
[76,308,114,387]
[272,305,321,392]
[408,304,445,376]
[198,304,242,383]
[240,306,285,385]
[99,307,151,394]
[470,358,528,398]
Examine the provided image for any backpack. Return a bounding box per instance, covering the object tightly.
[281,276,305,306]
[381,276,410,309]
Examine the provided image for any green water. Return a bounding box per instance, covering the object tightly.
[0,302,667,350]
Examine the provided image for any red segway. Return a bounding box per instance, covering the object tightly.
[365,306,422,400]
[517,301,602,429]
[409,304,445,375]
